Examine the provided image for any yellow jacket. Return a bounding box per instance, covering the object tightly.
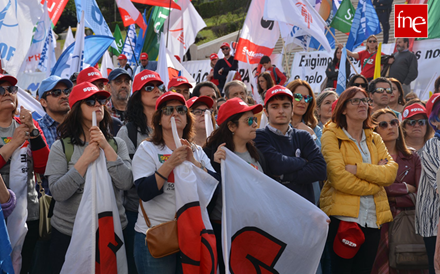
[319,122,398,226]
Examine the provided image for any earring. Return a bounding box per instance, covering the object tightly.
[232,132,235,135]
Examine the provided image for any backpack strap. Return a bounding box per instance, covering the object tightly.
[61,137,118,164]
[126,122,137,159]
[272,66,280,84]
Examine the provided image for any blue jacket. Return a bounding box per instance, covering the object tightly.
[254,127,327,203]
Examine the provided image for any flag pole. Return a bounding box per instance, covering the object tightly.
[317,28,329,51]
[324,25,358,74]
[281,38,291,78]
[166,0,172,48]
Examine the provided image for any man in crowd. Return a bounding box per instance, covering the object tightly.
[373,0,393,44]
[224,80,247,102]
[134,52,157,75]
[214,42,238,94]
[168,76,193,100]
[206,53,219,87]
[117,54,134,78]
[107,68,132,122]
[38,75,73,148]
[388,38,418,95]
[254,85,326,204]
[192,81,221,111]
[368,77,398,116]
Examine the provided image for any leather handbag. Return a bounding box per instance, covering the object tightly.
[36,174,52,240]
[139,199,179,258]
[389,208,429,269]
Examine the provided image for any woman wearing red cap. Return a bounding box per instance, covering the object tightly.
[401,103,433,154]
[187,96,215,147]
[45,82,133,273]
[203,97,266,274]
[370,108,426,274]
[132,91,218,274]
[320,87,397,273]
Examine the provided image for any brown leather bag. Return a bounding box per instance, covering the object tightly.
[139,199,179,258]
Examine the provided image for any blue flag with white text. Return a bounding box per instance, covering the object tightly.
[336,45,347,95]
[0,207,13,274]
[121,24,138,67]
[346,0,381,51]
[51,36,114,78]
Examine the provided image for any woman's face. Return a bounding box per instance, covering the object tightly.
[191,103,209,131]
[293,85,311,117]
[319,94,337,122]
[375,113,400,143]
[367,37,377,51]
[160,100,188,132]
[229,111,257,143]
[258,76,267,91]
[141,81,164,109]
[80,96,107,125]
[343,91,369,123]
[0,82,17,114]
[404,114,427,140]
[336,49,342,61]
[389,82,399,105]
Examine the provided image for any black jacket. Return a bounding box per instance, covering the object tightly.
[325,59,351,88]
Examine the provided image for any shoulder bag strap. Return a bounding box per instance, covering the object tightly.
[139,198,152,228]
[362,52,376,70]
[223,57,232,68]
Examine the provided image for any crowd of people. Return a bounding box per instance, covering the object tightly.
[0,35,439,274]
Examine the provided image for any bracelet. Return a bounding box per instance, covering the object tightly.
[155,170,167,181]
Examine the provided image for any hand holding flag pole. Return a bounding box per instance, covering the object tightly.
[324,24,358,75]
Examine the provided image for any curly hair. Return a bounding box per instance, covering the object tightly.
[124,90,151,135]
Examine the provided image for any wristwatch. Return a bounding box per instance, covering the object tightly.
[30,128,40,137]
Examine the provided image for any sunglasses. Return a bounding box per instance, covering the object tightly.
[0,86,18,96]
[83,96,108,107]
[348,98,371,105]
[221,47,230,50]
[244,117,258,126]
[406,119,427,126]
[374,87,392,94]
[45,88,71,98]
[144,83,165,92]
[352,83,368,88]
[161,105,188,116]
[368,40,377,43]
[378,119,399,129]
[293,93,313,103]
[191,108,209,116]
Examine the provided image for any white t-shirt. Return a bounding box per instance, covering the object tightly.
[133,141,215,234]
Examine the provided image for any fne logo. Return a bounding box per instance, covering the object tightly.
[394,4,428,38]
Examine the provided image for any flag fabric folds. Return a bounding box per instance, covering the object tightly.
[264,0,332,52]
[134,10,148,61]
[74,0,114,42]
[116,0,147,31]
[37,29,57,77]
[221,148,329,274]
[100,51,114,79]
[330,0,355,34]
[345,0,381,51]
[44,0,69,26]
[61,150,127,274]
[110,24,124,56]
[62,26,75,53]
[235,0,280,64]
[425,0,440,39]
[51,36,114,78]
[69,11,85,77]
[142,6,169,61]
[0,204,13,274]
[121,24,138,66]
[131,0,181,10]
[336,45,348,95]
[373,42,382,79]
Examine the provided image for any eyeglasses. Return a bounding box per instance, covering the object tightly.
[374,88,392,94]
[144,83,165,92]
[348,98,371,105]
[0,86,18,96]
[112,79,131,85]
[368,40,377,43]
[191,108,209,116]
[45,88,71,98]
[161,105,188,116]
[293,93,313,103]
[221,47,230,50]
[406,119,427,126]
[244,117,258,126]
[378,119,399,129]
[352,83,368,88]
[83,96,108,107]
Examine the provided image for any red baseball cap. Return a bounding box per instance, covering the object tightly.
[333,221,365,259]
[155,91,186,111]
[68,82,110,108]
[0,74,17,86]
[132,70,163,94]
[186,96,214,109]
[402,103,427,120]
[426,93,440,118]
[332,99,339,112]
[168,76,193,90]
[77,67,108,84]
[140,53,148,60]
[210,53,219,61]
[264,85,293,105]
[117,54,127,60]
[220,42,230,49]
[216,98,263,125]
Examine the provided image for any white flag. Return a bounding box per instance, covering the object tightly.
[221,148,329,274]
[264,0,331,52]
[69,11,85,77]
[62,26,75,53]
[100,50,114,79]
[61,150,127,274]
[0,0,43,76]
[163,0,206,60]
[38,29,57,77]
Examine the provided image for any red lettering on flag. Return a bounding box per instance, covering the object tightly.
[295,2,313,29]
[95,211,123,274]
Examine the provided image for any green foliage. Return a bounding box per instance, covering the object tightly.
[194,0,248,18]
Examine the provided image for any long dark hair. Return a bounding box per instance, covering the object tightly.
[124,90,150,135]
[257,72,274,98]
[388,78,406,106]
[332,48,341,66]
[57,101,113,146]
[204,112,259,161]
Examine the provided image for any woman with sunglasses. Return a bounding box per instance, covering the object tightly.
[340,35,383,81]
[0,74,49,273]
[370,109,425,274]
[45,82,133,273]
[347,74,369,90]
[257,72,274,101]
[187,96,215,147]
[132,91,217,274]
[388,78,406,113]
[316,90,339,128]
[204,97,266,274]
[320,87,397,274]
[401,103,433,154]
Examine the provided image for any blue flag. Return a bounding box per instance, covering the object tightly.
[51,36,115,78]
[336,45,348,95]
[346,0,381,51]
[121,24,138,67]
[134,10,148,61]
[309,28,335,51]
[0,207,13,274]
